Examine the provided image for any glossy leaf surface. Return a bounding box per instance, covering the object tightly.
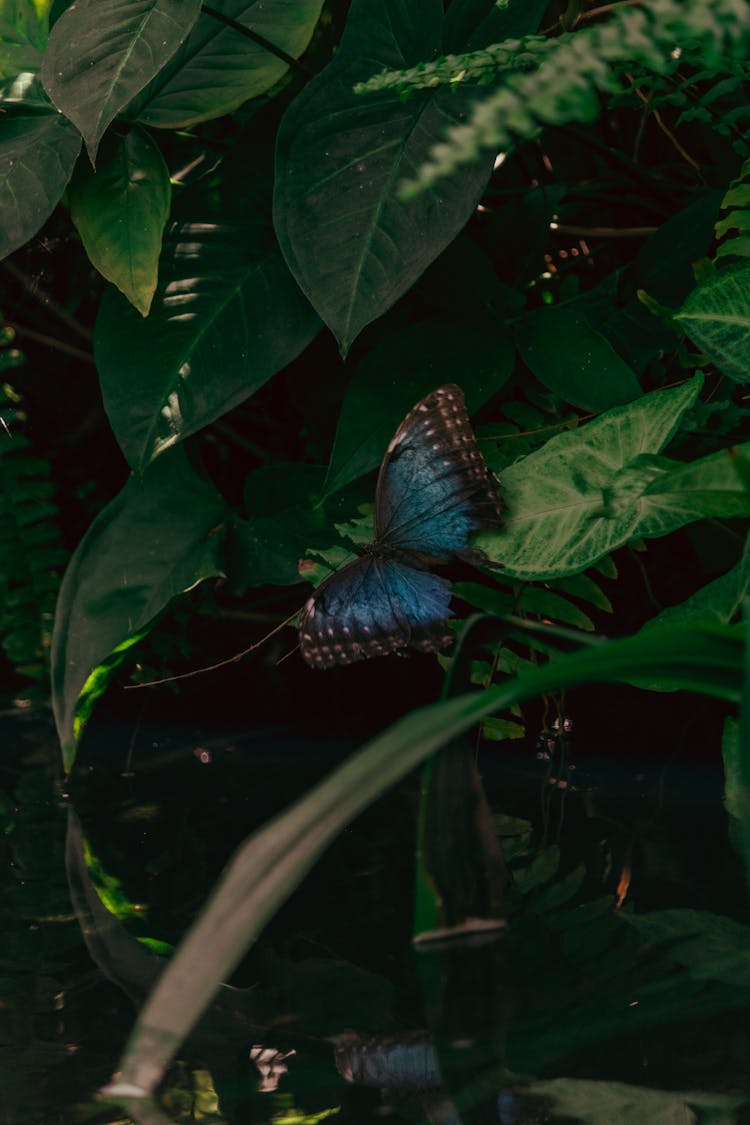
[132,0,324,127]
[515,305,642,411]
[94,203,320,471]
[51,451,227,769]
[41,0,200,159]
[476,376,750,579]
[274,0,513,352]
[0,111,80,258]
[676,263,750,383]
[69,127,170,316]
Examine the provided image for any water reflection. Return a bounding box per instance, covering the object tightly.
[2,714,750,1122]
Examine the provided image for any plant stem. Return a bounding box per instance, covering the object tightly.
[201,3,312,77]
[1,260,93,342]
[4,321,95,364]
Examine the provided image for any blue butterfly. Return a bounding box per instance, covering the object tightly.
[300,384,502,668]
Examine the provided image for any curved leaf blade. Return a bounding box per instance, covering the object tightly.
[476,376,722,580]
[51,450,227,770]
[109,619,743,1096]
[515,305,642,411]
[69,126,170,316]
[676,263,750,383]
[41,0,201,159]
[132,0,324,127]
[0,111,80,258]
[94,217,321,471]
[273,0,496,353]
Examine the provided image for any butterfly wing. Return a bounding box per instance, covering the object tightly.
[374,384,501,559]
[299,555,453,669]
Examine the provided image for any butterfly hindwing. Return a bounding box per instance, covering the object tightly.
[375,384,501,559]
[299,555,453,669]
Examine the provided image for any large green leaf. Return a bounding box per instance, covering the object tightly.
[274,0,501,353]
[105,619,743,1097]
[51,450,227,770]
[323,321,512,496]
[0,111,80,258]
[131,0,324,128]
[41,0,201,160]
[514,305,642,411]
[676,262,750,383]
[69,126,170,316]
[477,375,750,580]
[0,0,50,79]
[644,533,750,631]
[94,200,321,472]
[229,464,334,592]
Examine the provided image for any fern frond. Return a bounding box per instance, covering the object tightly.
[715,157,750,261]
[354,0,750,198]
[0,371,67,699]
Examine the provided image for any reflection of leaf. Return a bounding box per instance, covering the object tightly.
[529,1078,746,1124]
[109,620,744,1096]
[512,845,560,893]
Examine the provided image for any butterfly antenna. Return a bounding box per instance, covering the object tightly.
[274,642,301,668]
[124,607,302,689]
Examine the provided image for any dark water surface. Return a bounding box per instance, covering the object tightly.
[2,703,750,1124]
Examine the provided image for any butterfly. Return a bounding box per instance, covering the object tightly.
[299,384,502,669]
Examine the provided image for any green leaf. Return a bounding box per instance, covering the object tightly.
[0,0,50,79]
[515,305,643,411]
[323,321,512,496]
[456,580,596,631]
[69,126,170,316]
[131,0,324,128]
[512,845,560,893]
[442,0,548,52]
[676,262,750,383]
[0,111,81,258]
[529,1078,746,1124]
[229,464,333,592]
[722,715,750,891]
[274,0,496,354]
[41,0,201,160]
[94,194,321,471]
[51,450,227,770]
[476,376,750,580]
[108,619,744,1097]
[644,534,750,631]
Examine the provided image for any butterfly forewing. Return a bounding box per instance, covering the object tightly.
[299,384,501,668]
[299,556,453,668]
[374,384,501,558]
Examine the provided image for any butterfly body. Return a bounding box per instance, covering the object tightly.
[300,385,501,669]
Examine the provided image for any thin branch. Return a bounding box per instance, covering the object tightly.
[1,259,94,342]
[550,222,658,237]
[201,3,312,77]
[124,607,301,689]
[4,320,95,364]
[578,0,643,21]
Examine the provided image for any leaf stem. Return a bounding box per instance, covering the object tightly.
[0,260,93,342]
[3,320,95,365]
[200,3,312,77]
